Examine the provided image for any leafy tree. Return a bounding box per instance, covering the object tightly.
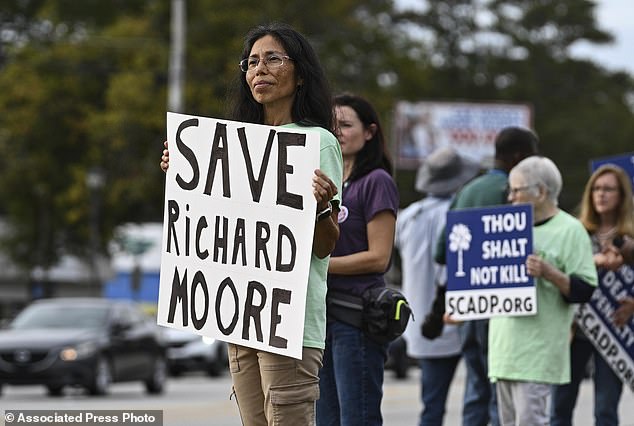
[0,0,632,282]
[0,1,168,275]
[393,0,634,209]
[0,0,415,276]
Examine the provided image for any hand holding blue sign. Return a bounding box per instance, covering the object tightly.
[594,245,625,271]
[525,252,574,299]
[614,297,634,328]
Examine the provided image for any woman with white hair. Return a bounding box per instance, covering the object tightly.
[487,156,598,426]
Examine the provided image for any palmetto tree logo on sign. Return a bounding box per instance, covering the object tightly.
[449,223,472,277]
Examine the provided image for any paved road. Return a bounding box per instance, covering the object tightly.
[1,361,632,425]
[383,360,634,426]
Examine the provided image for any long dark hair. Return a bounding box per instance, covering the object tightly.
[228,22,333,130]
[334,93,393,182]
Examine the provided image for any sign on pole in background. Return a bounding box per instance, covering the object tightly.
[157,112,319,359]
[445,204,535,320]
[392,100,532,169]
[590,152,634,187]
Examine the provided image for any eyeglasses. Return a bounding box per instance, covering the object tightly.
[508,184,537,196]
[591,185,619,193]
[239,53,292,73]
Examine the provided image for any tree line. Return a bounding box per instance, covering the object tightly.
[0,0,632,277]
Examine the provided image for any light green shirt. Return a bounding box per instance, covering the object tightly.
[283,123,343,349]
[488,210,598,384]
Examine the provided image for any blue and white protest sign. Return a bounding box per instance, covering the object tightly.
[575,265,634,392]
[157,112,320,359]
[445,204,535,320]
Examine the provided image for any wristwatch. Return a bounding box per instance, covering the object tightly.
[316,201,333,223]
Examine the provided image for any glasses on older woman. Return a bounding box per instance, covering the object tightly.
[508,184,538,196]
[239,53,293,73]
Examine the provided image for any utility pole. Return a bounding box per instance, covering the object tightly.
[86,167,105,297]
[168,0,186,112]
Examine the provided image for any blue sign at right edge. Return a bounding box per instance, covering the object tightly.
[590,152,634,187]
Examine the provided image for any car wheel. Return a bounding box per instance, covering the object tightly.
[47,385,64,397]
[206,345,227,377]
[207,360,221,377]
[169,365,183,377]
[393,355,409,379]
[88,356,112,396]
[145,356,167,394]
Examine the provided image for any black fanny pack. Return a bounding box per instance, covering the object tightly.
[327,290,364,328]
[326,287,413,344]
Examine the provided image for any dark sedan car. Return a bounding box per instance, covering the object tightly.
[163,327,228,377]
[0,298,167,396]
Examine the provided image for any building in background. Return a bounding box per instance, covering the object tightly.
[0,221,162,320]
[0,222,112,319]
[104,223,163,313]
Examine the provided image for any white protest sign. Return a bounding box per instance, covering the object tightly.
[157,112,319,359]
[445,204,536,320]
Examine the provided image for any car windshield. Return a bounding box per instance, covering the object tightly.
[11,305,109,329]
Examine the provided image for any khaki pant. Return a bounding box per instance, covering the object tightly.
[228,344,323,426]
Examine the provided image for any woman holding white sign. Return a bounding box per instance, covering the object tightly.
[487,156,598,425]
[551,164,634,426]
[161,22,343,426]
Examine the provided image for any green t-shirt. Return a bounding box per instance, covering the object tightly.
[488,210,598,384]
[283,123,343,349]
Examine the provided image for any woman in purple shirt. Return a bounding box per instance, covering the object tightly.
[316,94,399,426]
